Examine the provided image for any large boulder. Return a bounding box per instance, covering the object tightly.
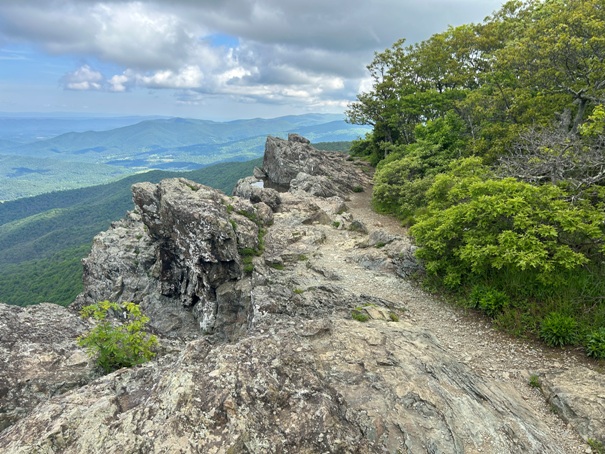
[261,134,371,196]
[75,178,267,341]
[540,366,605,445]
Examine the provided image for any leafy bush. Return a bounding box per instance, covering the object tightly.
[585,328,605,359]
[539,312,578,347]
[78,300,158,374]
[411,159,605,289]
[469,285,509,317]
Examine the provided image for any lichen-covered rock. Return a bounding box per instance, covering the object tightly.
[0,303,95,431]
[289,172,341,198]
[75,178,269,341]
[232,175,281,211]
[0,312,573,454]
[261,134,370,196]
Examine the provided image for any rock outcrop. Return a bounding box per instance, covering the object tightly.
[233,133,372,200]
[0,135,602,453]
[74,178,270,341]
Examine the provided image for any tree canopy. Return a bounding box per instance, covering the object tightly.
[347,0,605,357]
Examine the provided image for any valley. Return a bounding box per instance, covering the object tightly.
[0,114,369,201]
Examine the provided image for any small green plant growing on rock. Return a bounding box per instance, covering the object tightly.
[585,328,605,359]
[389,312,399,322]
[351,306,370,322]
[269,262,285,271]
[332,221,341,229]
[78,301,158,374]
[293,288,305,295]
[539,312,578,347]
[588,438,605,454]
[352,185,364,193]
[528,374,541,389]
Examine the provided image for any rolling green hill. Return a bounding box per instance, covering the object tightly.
[0,114,369,201]
[0,158,262,307]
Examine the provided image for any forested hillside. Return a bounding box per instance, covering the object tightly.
[347,0,605,358]
[0,158,261,307]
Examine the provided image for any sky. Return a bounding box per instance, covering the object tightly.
[0,0,503,121]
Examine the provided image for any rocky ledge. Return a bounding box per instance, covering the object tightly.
[0,134,603,453]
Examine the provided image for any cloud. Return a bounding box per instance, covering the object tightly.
[61,65,103,91]
[0,0,503,113]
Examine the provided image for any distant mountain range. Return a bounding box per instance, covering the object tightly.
[0,113,369,201]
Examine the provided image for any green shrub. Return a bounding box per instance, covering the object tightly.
[587,438,605,454]
[411,160,605,289]
[469,285,509,317]
[585,328,605,359]
[352,185,364,193]
[540,312,578,347]
[78,301,158,374]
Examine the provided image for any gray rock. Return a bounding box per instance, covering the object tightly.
[0,303,95,431]
[348,219,369,234]
[74,178,269,341]
[261,135,370,196]
[289,172,341,198]
[540,366,605,444]
[232,175,281,211]
[0,314,572,453]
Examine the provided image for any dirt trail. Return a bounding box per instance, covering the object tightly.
[307,188,595,453]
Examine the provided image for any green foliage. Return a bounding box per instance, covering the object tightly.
[78,301,158,374]
[539,312,578,347]
[351,308,370,322]
[312,141,353,152]
[585,328,605,359]
[350,0,605,356]
[388,312,400,322]
[352,185,364,193]
[587,438,605,454]
[0,245,88,306]
[469,285,509,318]
[528,374,541,389]
[269,262,285,271]
[411,168,605,288]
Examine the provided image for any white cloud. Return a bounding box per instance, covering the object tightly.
[61,65,103,91]
[108,74,129,92]
[0,0,504,114]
